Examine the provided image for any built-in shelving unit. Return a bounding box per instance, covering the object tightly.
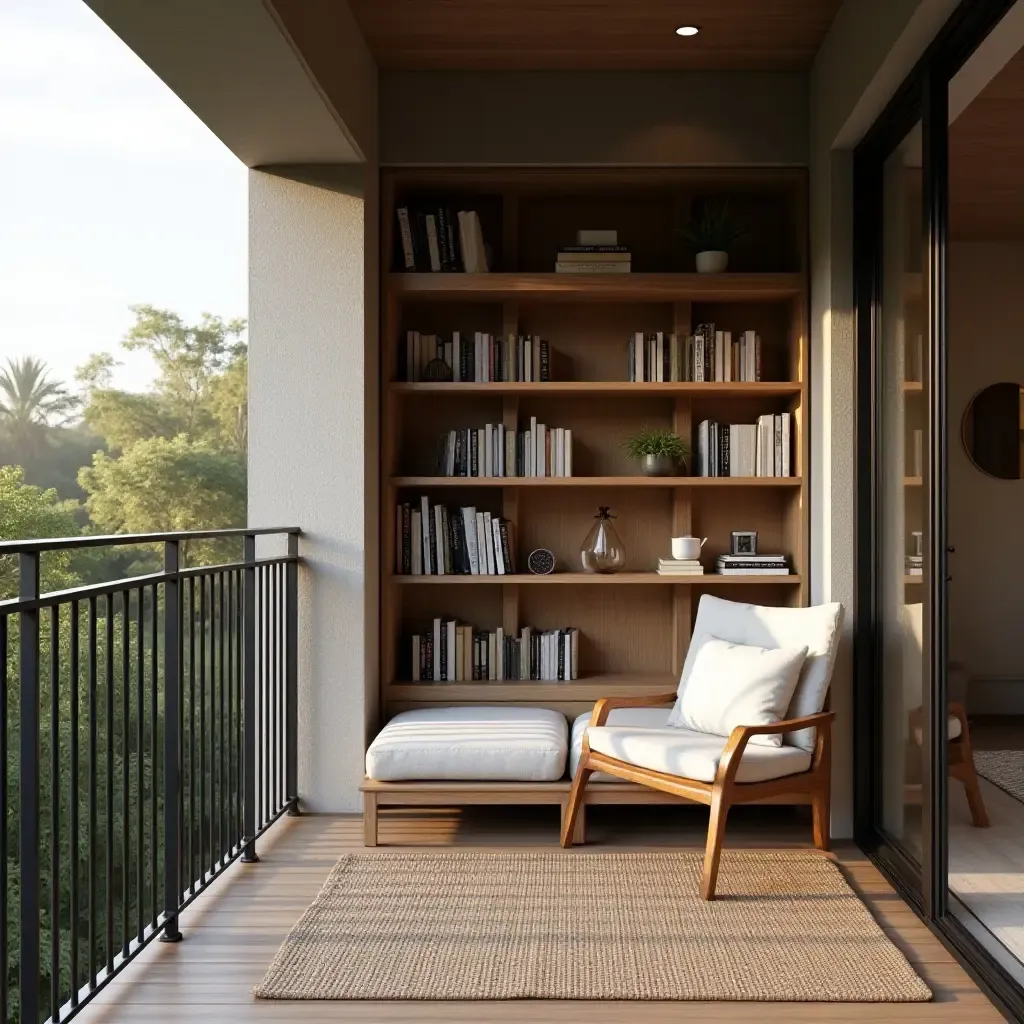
[378,167,809,723]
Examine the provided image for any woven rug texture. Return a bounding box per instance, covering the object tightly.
[974,749,1024,804]
[254,850,930,1002]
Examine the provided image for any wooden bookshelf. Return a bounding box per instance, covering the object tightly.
[378,166,809,735]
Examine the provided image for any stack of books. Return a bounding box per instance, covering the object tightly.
[656,558,704,576]
[714,554,790,576]
[627,328,762,383]
[695,414,791,477]
[396,205,488,273]
[905,555,923,577]
[436,417,572,477]
[402,331,551,382]
[407,621,580,681]
[555,230,630,274]
[395,499,515,577]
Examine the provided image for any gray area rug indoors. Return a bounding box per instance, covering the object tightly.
[254,850,931,1002]
[974,749,1024,804]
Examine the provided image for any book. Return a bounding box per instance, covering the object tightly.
[559,245,629,254]
[556,250,631,263]
[555,261,631,273]
[396,208,415,270]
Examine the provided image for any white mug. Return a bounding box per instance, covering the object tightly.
[671,536,706,561]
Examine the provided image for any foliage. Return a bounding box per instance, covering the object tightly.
[0,357,79,457]
[623,427,691,465]
[0,466,81,599]
[680,199,742,254]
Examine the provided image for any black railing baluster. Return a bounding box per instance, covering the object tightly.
[189,575,197,893]
[50,603,61,1021]
[0,615,8,1023]
[242,536,258,862]
[234,569,242,846]
[150,582,158,933]
[219,571,227,865]
[161,542,183,944]
[70,598,81,1008]
[19,551,41,1024]
[122,589,130,959]
[136,586,145,944]
[88,596,98,988]
[270,564,277,815]
[211,572,219,872]
[287,533,299,814]
[105,593,114,976]
[199,574,207,885]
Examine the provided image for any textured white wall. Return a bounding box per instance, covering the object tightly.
[248,170,370,812]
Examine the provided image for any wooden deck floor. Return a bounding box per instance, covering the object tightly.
[75,804,1003,1023]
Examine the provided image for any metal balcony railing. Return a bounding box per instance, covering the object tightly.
[0,528,301,1023]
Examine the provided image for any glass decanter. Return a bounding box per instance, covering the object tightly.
[580,506,626,574]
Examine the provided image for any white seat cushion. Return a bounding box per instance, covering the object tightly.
[670,595,844,752]
[912,714,963,745]
[570,708,811,784]
[366,706,568,782]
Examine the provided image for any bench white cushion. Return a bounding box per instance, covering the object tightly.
[570,708,811,784]
[366,706,568,782]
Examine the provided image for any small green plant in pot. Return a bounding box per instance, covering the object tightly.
[681,200,742,273]
[624,427,691,477]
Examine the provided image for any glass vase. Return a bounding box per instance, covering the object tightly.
[580,506,626,574]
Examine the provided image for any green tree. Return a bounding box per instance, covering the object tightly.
[0,465,80,598]
[79,435,245,563]
[0,357,78,456]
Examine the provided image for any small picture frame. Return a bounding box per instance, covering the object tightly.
[730,530,758,556]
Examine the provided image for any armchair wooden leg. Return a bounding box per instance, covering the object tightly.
[561,763,593,848]
[811,784,830,852]
[701,787,731,901]
[961,768,990,828]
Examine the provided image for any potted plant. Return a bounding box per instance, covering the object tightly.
[624,427,691,477]
[681,200,741,274]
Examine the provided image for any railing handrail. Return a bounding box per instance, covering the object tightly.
[0,526,300,555]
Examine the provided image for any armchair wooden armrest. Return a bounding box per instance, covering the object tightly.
[715,710,835,787]
[590,692,678,727]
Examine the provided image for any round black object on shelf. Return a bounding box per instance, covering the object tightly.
[527,548,556,575]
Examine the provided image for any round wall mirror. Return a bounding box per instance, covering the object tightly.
[962,382,1024,479]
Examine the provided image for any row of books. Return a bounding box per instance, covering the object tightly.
[396,500,516,577]
[402,331,551,383]
[556,245,631,274]
[408,621,580,681]
[396,206,489,273]
[695,414,792,478]
[628,327,763,383]
[436,420,572,478]
[714,554,790,576]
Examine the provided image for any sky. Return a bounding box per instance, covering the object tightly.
[0,0,247,393]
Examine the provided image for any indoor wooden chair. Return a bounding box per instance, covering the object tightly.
[560,595,844,901]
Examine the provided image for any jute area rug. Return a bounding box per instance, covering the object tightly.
[254,850,931,1002]
[974,749,1024,805]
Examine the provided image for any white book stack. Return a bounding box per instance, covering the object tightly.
[657,558,704,576]
[555,230,631,274]
[714,554,789,576]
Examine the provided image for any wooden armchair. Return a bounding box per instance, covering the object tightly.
[562,694,833,900]
[560,594,845,901]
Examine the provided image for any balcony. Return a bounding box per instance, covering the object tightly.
[0,529,998,1023]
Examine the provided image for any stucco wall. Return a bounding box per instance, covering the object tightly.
[248,169,373,812]
[948,241,1024,712]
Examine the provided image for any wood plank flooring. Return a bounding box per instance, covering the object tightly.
[75,805,1002,1023]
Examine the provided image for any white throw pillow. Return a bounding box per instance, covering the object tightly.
[672,637,809,748]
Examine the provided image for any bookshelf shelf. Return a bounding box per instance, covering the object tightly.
[904,476,923,487]
[903,382,923,393]
[393,476,802,489]
[391,381,803,397]
[386,677,677,703]
[390,573,801,585]
[380,166,809,746]
[390,271,803,303]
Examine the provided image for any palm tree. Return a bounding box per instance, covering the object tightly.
[0,356,77,454]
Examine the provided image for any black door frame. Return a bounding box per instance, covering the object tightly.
[853,0,1024,1015]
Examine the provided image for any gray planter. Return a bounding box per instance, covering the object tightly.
[640,453,677,476]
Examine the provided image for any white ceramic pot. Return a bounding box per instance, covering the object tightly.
[695,250,729,274]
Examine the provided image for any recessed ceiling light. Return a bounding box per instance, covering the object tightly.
[675,25,699,36]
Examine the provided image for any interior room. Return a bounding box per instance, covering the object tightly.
[946,13,1024,969]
